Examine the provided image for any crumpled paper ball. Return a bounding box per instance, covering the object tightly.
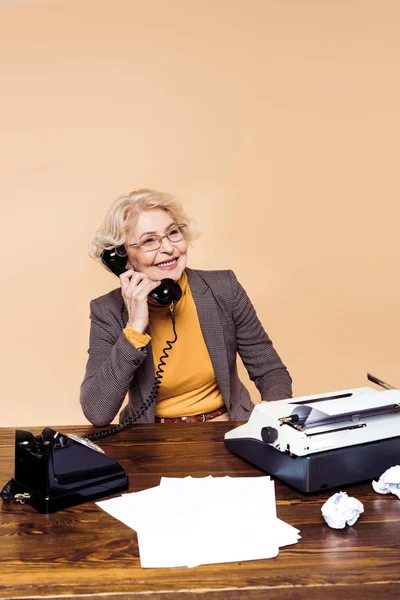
[321,491,364,529]
[372,465,400,499]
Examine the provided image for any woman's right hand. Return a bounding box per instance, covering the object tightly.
[119,270,161,334]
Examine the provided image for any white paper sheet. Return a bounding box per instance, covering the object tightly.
[96,476,300,568]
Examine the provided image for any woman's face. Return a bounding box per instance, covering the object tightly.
[126,209,188,281]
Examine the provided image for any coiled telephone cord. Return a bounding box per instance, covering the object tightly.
[86,304,177,442]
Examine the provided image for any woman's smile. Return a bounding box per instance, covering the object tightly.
[154,257,179,270]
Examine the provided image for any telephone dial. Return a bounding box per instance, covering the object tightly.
[1,246,182,513]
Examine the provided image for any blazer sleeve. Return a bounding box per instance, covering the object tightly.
[80,297,148,426]
[228,270,293,401]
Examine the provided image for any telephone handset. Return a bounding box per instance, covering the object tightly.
[100,247,182,305]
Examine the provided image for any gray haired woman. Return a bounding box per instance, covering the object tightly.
[80,188,292,427]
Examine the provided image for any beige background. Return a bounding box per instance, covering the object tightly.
[0,0,399,427]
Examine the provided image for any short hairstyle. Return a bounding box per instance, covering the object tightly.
[89,188,199,262]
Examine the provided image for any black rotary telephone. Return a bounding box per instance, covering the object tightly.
[0,247,183,513]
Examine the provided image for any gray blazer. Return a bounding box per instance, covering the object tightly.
[80,268,292,426]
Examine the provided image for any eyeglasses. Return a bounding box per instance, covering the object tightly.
[128,224,187,252]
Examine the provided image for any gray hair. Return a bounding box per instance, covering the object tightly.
[89,188,198,261]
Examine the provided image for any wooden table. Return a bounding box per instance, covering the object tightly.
[0,423,399,599]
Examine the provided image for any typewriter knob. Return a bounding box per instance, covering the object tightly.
[261,426,278,444]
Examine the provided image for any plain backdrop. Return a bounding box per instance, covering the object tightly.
[0,0,399,427]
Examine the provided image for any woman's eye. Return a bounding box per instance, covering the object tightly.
[142,236,157,246]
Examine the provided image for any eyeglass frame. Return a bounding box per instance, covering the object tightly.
[127,223,187,252]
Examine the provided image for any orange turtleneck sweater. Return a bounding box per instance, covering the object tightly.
[122,272,224,418]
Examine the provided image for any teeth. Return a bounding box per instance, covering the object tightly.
[157,259,177,267]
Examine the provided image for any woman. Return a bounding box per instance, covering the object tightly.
[80,189,292,426]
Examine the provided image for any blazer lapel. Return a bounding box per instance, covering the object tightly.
[186,269,231,406]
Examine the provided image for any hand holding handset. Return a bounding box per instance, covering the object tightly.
[100,247,182,305]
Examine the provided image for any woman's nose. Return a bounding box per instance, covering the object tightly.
[159,236,174,252]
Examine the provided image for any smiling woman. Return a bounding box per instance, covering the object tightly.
[80,189,292,428]
[126,210,188,300]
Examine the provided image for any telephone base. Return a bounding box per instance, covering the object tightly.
[12,427,129,513]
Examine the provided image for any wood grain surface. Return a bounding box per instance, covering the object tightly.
[0,423,399,599]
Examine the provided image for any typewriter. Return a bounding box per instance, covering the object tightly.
[225,384,400,493]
